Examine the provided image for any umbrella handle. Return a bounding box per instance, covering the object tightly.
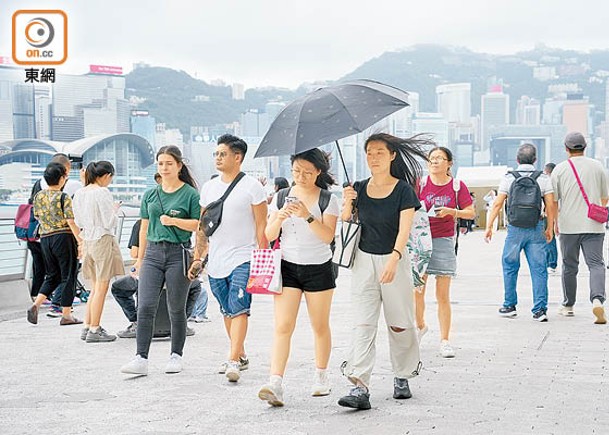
[335,141,351,186]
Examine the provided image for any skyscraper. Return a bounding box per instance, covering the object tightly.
[51,70,129,141]
[515,96,541,125]
[436,83,471,124]
[481,88,510,150]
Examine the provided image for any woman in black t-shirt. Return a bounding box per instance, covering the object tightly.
[337,133,432,411]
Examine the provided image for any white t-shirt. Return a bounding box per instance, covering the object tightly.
[72,185,118,241]
[40,178,82,197]
[269,190,340,265]
[199,174,266,278]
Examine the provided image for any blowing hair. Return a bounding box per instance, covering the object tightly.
[85,161,115,186]
[290,148,336,190]
[156,145,197,189]
[428,146,454,177]
[365,133,432,187]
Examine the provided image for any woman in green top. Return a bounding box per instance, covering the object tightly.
[120,146,201,376]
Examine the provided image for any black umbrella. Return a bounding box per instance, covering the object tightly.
[254,79,410,184]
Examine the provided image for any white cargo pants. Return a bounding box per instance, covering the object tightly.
[344,248,421,388]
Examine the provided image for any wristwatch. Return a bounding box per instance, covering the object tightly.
[306,214,315,224]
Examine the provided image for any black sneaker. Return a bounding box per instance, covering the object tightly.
[533,310,548,322]
[393,377,412,399]
[498,306,517,317]
[338,386,371,410]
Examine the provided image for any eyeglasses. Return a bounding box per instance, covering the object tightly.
[291,169,315,178]
[213,151,232,159]
[429,157,449,163]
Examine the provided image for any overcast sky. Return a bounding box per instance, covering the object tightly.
[2,0,609,89]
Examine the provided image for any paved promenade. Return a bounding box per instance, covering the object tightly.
[1,230,608,434]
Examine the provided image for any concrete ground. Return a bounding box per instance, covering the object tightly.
[1,230,608,435]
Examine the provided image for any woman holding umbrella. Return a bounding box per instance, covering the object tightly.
[338,133,430,410]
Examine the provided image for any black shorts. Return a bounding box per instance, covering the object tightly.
[281,259,336,292]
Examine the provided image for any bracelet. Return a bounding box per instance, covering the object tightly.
[392,248,403,260]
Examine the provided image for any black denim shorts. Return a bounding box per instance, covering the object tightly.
[281,259,336,292]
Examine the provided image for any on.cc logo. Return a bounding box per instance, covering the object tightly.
[25,17,55,48]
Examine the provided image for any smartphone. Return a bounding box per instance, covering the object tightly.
[285,196,298,204]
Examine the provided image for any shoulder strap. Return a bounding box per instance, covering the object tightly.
[219,172,246,202]
[276,187,291,209]
[509,171,522,179]
[452,178,460,192]
[531,171,542,181]
[567,159,591,206]
[60,192,67,212]
[29,179,42,204]
[419,175,428,194]
[318,189,331,214]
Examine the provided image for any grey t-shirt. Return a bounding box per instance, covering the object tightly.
[551,156,609,234]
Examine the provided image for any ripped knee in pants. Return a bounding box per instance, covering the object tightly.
[390,326,406,333]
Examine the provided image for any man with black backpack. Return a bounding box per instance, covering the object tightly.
[484,143,556,322]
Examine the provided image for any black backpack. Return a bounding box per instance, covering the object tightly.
[276,187,338,278]
[506,171,543,228]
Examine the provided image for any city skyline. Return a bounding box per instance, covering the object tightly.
[2,0,609,89]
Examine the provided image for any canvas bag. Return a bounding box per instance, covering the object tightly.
[568,159,609,223]
[200,172,245,237]
[246,247,282,295]
[333,182,361,269]
[14,204,39,242]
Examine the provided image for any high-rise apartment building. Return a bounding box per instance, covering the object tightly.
[515,96,541,125]
[481,89,510,150]
[436,83,471,124]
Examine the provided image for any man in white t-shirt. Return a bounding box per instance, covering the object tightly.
[189,134,267,383]
[551,132,609,324]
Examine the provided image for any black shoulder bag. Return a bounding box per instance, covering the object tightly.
[155,187,195,278]
[201,172,246,237]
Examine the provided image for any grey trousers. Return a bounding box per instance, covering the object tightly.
[559,233,606,306]
[344,249,421,388]
[136,241,191,359]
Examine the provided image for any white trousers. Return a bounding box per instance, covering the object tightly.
[344,249,421,388]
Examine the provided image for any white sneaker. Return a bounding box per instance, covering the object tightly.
[120,355,149,375]
[225,360,241,382]
[258,379,284,407]
[558,305,574,317]
[165,353,183,374]
[593,299,607,324]
[417,325,429,342]
[311,369,331,396]
[440,340,456,358]
[548,268,558,275]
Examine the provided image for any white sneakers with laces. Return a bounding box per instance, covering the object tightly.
[120,355,149,375]
[440,340,456,358]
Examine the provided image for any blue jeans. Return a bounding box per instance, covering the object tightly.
[502,222,548,313]
[209,262,251,318]
[191,277,209,318]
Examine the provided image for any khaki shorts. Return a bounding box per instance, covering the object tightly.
[82,234,125,281]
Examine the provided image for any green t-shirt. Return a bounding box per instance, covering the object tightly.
[140,184,201,244]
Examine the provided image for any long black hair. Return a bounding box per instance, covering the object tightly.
[364,133,433,187]
[290,148,336,190]
[156,145,197,189]
[85,161,115,186]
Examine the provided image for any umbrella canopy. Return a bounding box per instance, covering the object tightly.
[254,79,410,159]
